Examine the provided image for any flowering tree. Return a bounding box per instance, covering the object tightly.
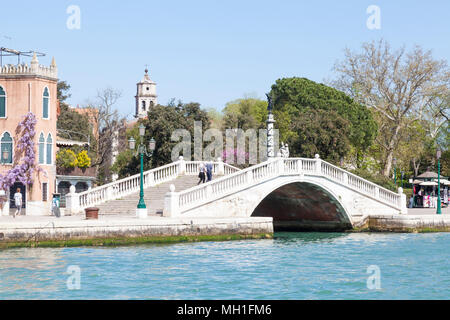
[0,112,43,191]
[222,148,250,168]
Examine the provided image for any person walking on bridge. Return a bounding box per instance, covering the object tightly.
[206,161,213,182]
[198,163,206,185]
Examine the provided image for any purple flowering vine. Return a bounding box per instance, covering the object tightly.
[0,112,44,191]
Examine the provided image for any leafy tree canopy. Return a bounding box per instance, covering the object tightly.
[270,77,378,164]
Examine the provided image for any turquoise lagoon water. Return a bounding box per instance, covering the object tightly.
[0,232,449,300]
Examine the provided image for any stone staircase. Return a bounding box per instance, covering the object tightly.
[94,175,206,216]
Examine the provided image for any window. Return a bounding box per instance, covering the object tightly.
[1,132,13,164]
[38,133,45,164]
[142,100,146,111]
[150,101,154,107]
[43,87,49,119]
[46,134,52,165]
[0,86,6,118]
[42,183,48,201]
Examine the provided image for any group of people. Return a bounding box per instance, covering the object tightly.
[198,162,214,185]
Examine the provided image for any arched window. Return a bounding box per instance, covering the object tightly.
[0,86,6,118]
[142,100,146,111]
[150,101,154,107]
[43,87,49,119]
[38,133,45,164]
[46,133,53,165]
[1,132,13,164]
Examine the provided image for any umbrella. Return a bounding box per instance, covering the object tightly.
[437,179,450,186]
[420,181,438,186]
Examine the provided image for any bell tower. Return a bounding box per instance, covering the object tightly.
[135,68,157,118]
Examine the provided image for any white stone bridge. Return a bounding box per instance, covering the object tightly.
[66,156,407,231]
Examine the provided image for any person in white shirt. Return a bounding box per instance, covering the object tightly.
[14,188,22,218]
[198,163,206,185]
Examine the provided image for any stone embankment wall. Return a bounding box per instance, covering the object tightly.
[0,217,273,247]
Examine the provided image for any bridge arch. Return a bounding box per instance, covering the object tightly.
[250,177,353,232]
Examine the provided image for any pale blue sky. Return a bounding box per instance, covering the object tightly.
[1,0,449,119]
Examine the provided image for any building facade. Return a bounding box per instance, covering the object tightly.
[0,53,58,216]
[135,68,157,118]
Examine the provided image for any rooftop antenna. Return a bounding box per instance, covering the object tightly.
[0,47,46,68]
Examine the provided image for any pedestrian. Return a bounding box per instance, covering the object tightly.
[14,188,22,218]
[409,195,414,208]
[206,161,213,182]
[198,162,206,185]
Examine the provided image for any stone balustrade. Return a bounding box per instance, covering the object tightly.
[164,156,406,217]
[65,157,240,214]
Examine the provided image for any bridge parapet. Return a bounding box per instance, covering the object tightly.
[65,157,240,214]
[164,157,406,217]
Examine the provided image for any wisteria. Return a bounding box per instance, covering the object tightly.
[0,112,44,191]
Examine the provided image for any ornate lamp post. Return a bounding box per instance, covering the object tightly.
[266,93,276,159]
[393,158,397,186]
[401,170,404,189]
[128,124,156,219]
[436,148,442,215]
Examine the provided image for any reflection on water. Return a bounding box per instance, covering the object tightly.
[0,232,449,300]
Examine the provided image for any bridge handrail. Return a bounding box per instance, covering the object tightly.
[184,161,241,175]
[77,160,182,210]
[67,158,241,213]
[172,157,402,214]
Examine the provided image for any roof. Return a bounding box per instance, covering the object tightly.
[417,171,438,178]
[56,136,89,147]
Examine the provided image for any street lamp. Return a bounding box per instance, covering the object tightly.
[393,158,397,186]
[401,170,404,188]
[128,124,156,219]
[436,148,442,215]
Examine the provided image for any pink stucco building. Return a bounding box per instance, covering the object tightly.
[0,52,58,216]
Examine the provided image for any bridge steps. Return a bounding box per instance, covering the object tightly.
[92,175,212,216]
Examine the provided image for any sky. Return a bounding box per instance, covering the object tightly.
[1,0,449,120]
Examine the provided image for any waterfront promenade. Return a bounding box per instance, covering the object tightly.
[0,206,448,248]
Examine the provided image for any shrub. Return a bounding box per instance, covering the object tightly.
[76,150,91,169]
[56,149,77,169]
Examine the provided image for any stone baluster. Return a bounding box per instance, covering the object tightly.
[65,185,80,215]
[163,184,180,217]
[247,170,253,185]
[343,173,348,185]
[106,185,114,201]
[398,187,408,214]
[315,154,322,175]
[217,157,225,175]
[178,156,186,175]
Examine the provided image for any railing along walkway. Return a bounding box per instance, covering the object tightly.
[65,158,240,214]
[164,156,403,216]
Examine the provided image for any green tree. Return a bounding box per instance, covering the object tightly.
[222,98,267,130]
[57,80,95,148]
[112,101,211,178]
[333,39,449,176]
[290,108,351,163]
[270,77,377,165]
